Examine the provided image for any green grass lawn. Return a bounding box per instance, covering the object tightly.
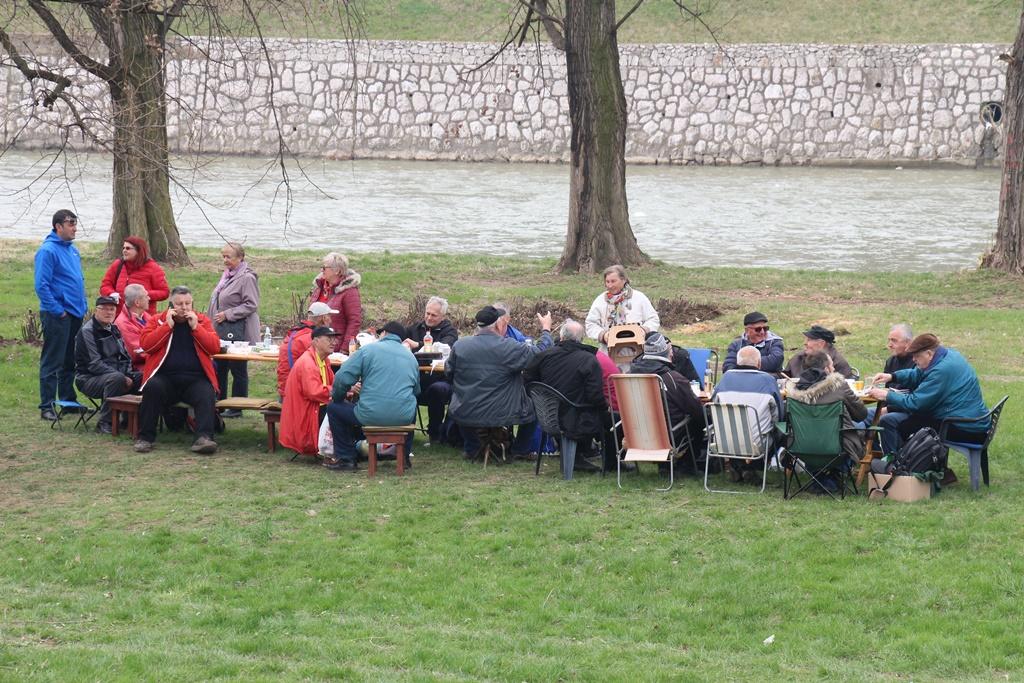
[2,239,1023,681]
[7,1,1020,44]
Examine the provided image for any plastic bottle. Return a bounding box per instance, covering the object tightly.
[263,326,272,347]
[704,367,714,394]
[422,329,433,352]
[348,339,358,356]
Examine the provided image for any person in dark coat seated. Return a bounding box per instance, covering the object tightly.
[402,295,460,444]
[74,295,142,434]
[629,331,705,460]
[524,319,610,471]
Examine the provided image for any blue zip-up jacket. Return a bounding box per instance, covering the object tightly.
[887,347,990,432]
[723,331,785,374]
[34,231,87,317]
[332,333,420,425]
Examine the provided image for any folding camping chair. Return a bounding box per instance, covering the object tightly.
[50,398,99,431]
[704,397,778,494]
[778,399,857,500]
[609,374,693,491]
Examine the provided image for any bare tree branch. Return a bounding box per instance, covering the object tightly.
[532,0,565,51]
[615,0,646,31]
[671,0,727,53]
[27,0,117,82]
[0,27,73,108]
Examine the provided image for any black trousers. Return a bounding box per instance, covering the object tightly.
[139,372,217,442]
[215,359,249,400]
[897,413,986,446]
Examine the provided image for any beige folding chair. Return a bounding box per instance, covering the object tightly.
[610,374,692,491]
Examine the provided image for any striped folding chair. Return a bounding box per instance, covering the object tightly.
[704,399,776,494]
[610,374,692,492]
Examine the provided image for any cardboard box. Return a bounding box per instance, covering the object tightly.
[866,473,933,502]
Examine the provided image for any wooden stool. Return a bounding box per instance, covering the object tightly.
[362,425,417,477]
[107,394,143,438]
[261,408,282,452]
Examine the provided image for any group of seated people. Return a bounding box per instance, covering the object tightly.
[68,260,993,485]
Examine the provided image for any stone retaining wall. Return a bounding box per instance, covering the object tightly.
[0,37,1009,165]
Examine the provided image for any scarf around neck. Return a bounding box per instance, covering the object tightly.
[604,284,634,325]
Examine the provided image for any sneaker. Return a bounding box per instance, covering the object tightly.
[220,409,243,419]
[41,409,58,422]
[133,440,154,453]
[323,457,357,472]
[190,436,218,455]
[96,422,113,435]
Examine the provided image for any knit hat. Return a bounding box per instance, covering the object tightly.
[803,325,836,344]
[643,331,671,358]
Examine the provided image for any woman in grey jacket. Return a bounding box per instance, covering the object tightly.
[208,242,261,409]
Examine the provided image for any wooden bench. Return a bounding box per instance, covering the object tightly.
[216,397,278,412]
[362,425,417,477]
[260,405,283,453]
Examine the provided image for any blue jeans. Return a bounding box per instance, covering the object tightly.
[39,311,81,410]
[327,401,414,463]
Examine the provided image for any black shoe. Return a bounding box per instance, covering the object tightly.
[323,457,358,472]
[96,422,113,435]
[41,409,58,422]
[220,409,243,419]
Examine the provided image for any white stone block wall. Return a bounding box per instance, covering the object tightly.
[0,38,1009,164]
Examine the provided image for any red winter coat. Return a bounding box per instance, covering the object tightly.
[309,271,362,352]
[139,312,221,394]
[279,346,334,455]
[100,257,169,315]
[276,321,315,398]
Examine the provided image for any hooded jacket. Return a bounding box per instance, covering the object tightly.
[208,261,261,344]
[447,327,553,428]
[784,371,867,464]
[34,231,87,318]
[785,346,854,379]
[100,257,169,315]
[277,321,316,397]
[723,331,785,374]
[310,271,362,352]
[280,346,335,455]
[524,339,607,439]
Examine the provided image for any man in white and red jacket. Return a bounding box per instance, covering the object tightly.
[134,286,221,455]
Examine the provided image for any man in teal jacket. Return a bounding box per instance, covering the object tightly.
[34,209,88,420]
[868,333,990,457]
[325,321,420,471]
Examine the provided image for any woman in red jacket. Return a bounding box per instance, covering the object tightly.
[99,236,169,315]
[309,251,362,352]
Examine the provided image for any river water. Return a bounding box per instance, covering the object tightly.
[0,150,999,271]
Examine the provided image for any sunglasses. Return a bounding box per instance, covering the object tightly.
[748,325,769,332]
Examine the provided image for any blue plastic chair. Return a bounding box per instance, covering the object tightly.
[938,395,1008,491]
[685,348,719,389]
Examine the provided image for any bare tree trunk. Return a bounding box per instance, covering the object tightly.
[102,8,188,265]
[981,9,1024,275]
[556,0,649,274]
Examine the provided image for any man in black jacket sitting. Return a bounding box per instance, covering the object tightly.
[74,296,141,433]
[402,295,460,444]
[524,319,609,470]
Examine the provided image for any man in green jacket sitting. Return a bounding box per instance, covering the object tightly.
[868,333,990,461]
[325,321,420,471]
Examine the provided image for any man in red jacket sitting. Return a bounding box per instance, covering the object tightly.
[134,286,221,455]
[280,326,338,456]
[276,301,336,400]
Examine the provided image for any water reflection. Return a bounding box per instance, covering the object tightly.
[0,151,999,271]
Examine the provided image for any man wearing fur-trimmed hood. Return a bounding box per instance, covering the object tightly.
[309,251,362,352]
[784,350,867,466]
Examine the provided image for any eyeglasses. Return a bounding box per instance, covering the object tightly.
[747,325,769,333]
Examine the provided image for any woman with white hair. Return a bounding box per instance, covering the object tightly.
[310,252,362,353]
[585,264,659,347]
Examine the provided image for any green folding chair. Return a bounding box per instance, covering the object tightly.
[779,400,855,500]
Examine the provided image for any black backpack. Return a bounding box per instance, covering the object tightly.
[891,427,948,475]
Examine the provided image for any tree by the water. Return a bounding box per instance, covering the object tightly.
[505,1,713,274]
[981,5,1024,275]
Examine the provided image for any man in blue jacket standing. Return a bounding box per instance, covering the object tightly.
[325,321,421,472]
[34,209,87,421]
